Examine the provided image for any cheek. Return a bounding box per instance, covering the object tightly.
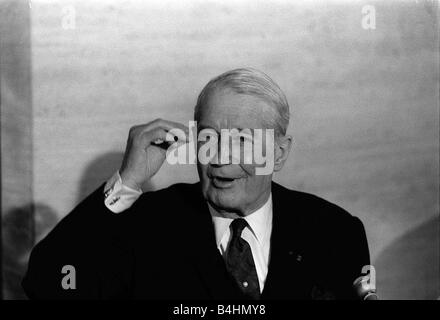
[240,164,255,176]
[239,171,270,192]
[197,164,209,184]
[239,164,271,187]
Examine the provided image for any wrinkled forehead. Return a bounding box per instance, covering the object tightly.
[196,88,278,132]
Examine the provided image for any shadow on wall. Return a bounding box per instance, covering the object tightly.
[76,151,155,203]
[375,216,440,300]
[3,203,58,299]
[4,151,155,299]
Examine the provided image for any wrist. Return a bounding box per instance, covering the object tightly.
[104,171,142,213]
[119,170,143,191]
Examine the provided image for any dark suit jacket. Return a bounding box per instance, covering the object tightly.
[22,182,370,300]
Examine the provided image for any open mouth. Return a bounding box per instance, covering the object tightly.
[211,176,237,188]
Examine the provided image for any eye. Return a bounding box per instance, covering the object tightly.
[240,135,253,144]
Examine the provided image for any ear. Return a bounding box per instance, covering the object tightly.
[273,135,292,172]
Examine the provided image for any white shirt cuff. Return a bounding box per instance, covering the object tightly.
[104,171,142,213]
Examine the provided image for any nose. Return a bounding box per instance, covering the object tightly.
[210,135,236,166]
[208,149,230,167]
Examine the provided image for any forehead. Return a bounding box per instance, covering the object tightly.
[198,88,276,130]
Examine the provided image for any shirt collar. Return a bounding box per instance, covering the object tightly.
[208,193,273,247]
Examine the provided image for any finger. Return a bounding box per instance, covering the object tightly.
[142,128,168,146]
[143,119,189,137]
[142,127,187,150]
[166,127,189,144]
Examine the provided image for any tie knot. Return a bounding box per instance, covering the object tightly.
[230,218,248,238]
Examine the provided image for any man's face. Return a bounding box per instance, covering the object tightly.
[196,88,275,216]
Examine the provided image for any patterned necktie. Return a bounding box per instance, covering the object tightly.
[225,218,261,300]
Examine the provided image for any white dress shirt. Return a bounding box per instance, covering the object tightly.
[208,195,273,292]
[103,171,143,213]
[103,171,273,292]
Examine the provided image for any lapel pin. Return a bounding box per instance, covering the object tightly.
[288,251,303,262]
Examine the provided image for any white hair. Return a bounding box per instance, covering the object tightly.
[194,68,290,136]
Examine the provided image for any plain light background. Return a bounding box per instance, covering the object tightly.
[1,0,439,299]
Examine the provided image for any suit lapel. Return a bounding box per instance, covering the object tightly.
[261,182,310,299]
[187,182,311,300]
[188,184,243,300]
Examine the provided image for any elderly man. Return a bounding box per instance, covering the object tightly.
[23,68,370,300]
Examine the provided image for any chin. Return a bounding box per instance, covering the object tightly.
[206,186,243,212]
